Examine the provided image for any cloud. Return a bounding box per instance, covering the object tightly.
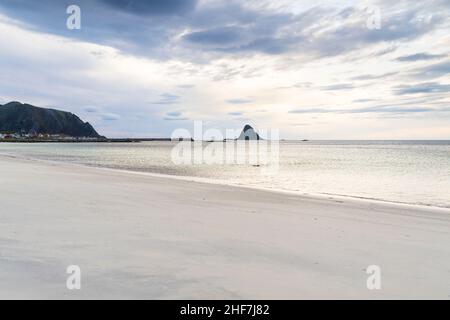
[289,108,334,114]
[0,0,196,59]
[83,106,99,113]
[410,60,450,79]
[0,0,446,60]
[185,5,441,57]
[177,84,195,89]
[395,52,447,62]
[393,82,450,95]
[83,106,121,121]
[184,26,243,46]
[351,72,397,81]
[164,110,188,121]
[226,98,253,104]
[166,111,182,117]
[289,105,442,114]
[164,117,188,121]
[352,99,378,103]
[277,82,314,90]
[321,84,354,91]
[101,0,198,16]
[101,113,121,120]
[293,82,313,89]
[350,106,435,113]
[292,6,445,59]
[150,93,181,105]
[228,112,243,116]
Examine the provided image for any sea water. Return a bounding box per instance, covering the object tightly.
[1,140,449,208]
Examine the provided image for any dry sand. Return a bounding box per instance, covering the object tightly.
[0,155,449,299]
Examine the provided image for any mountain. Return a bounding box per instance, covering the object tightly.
[237,124,262,140]
[0,101,101,138]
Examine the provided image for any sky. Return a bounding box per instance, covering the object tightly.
[0,0,449,139]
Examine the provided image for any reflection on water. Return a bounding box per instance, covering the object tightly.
[1,140,449,208]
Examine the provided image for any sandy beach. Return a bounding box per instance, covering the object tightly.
[0,155,449,299]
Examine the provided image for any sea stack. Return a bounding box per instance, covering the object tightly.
[237,124,262,140]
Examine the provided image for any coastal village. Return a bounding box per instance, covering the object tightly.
[0,132,103,142]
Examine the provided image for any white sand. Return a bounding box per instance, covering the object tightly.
[0,155,449,300]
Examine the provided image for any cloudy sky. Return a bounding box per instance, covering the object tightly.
[0,0,449,139]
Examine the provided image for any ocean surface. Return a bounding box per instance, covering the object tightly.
[1,140,449,208]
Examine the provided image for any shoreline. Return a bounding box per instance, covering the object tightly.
[0,138,170,143]
[0,152,449,213]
